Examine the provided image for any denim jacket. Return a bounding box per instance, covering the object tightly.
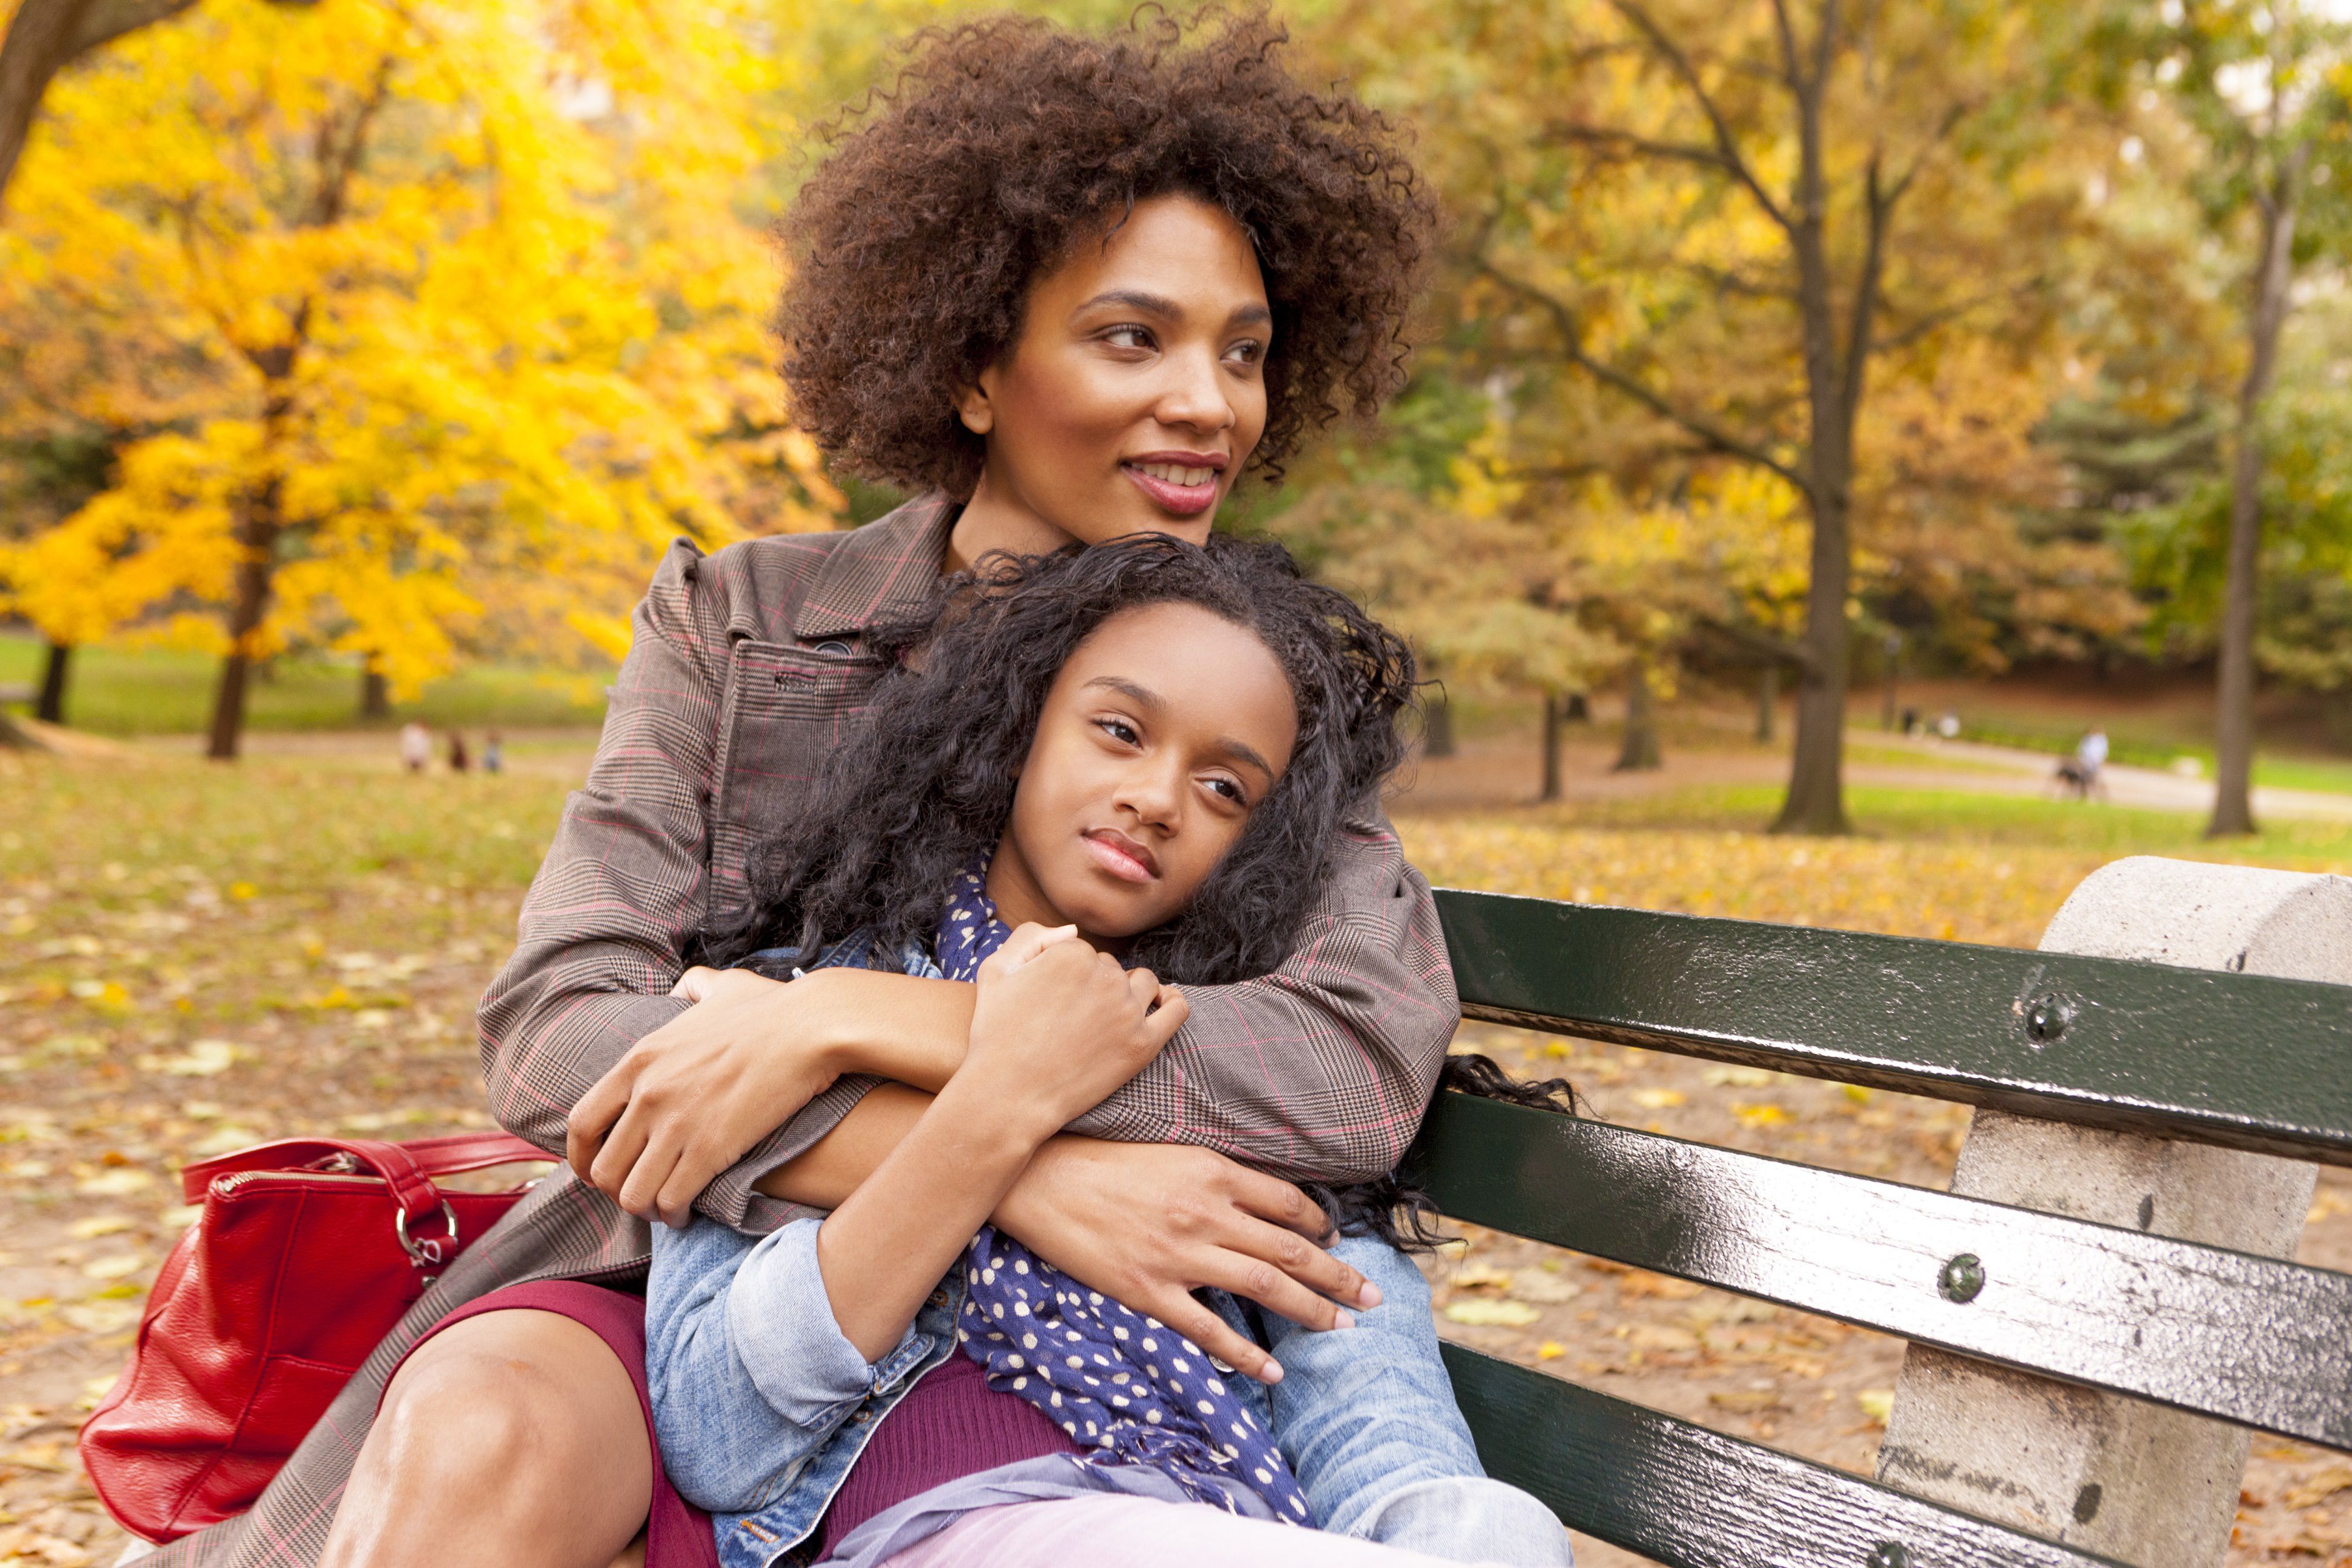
[647,930,950,1568]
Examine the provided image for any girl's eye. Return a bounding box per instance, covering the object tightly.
[1224,339,1265,367]
[1206,777,1249,807]
[1096,717,1141,746]
[1103,324,1156,352]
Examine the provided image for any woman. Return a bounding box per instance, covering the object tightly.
[139,15,1471,1568]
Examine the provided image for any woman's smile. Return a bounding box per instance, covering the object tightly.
[1120,450,1227,517]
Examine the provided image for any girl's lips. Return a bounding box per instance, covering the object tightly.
[1121,462,1219,518]
[1081,831,1158,884]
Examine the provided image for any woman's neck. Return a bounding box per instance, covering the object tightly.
[943,470,1077,574]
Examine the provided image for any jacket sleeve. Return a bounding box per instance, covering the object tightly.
[646,1218,937,1513]
[475,541,844,1230]
[1063,814,1459,1185]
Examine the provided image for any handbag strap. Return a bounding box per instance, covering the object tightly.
[179,1132,549,1216]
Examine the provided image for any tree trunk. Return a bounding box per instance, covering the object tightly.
[1539,692,1564,801]
[36,640,71,724]
[1881,634,1901,731]
[1755,661,1778,743]
[0,0,199,207]
[1424,687,1455,758]
[2209,164,2302,839]
[1769,39,1861,838]
[1773,459,1854,833]
[1614,664,1661,772]
[206,480,282,761]
[361,661,390,721]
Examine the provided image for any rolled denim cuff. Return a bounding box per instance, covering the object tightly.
[726,1218,929,1426]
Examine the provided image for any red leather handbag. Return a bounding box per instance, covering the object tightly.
[79,1131,549,1543]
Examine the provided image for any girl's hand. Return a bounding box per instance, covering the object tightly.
[986,921,1083,972]
[963,934,1188,1137]
[992,1136,1384,1384]
[567,967,845,1227]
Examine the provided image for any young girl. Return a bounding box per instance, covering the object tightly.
[647,537,1566,1568]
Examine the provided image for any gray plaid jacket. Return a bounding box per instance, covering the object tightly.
[144,496,1458,1567]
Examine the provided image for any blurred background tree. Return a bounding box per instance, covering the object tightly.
[1296,0,2124,833]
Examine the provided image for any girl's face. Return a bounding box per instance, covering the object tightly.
[948,195,1272,564]
[985,601,1298,948]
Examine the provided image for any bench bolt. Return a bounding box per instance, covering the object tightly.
[1937,1253,1985,1303]
[2023,993,2073,1044]
[1867,1544,1910,1568]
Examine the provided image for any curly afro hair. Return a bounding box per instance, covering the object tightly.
[781,7,1437,498]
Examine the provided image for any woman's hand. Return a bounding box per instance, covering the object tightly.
[992,1135,1384,1384]
[567,967,846,1227]
[963,925,1188,1138]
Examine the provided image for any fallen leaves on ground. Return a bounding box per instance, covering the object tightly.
[6,743,2351,1567]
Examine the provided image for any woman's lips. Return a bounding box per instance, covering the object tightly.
[1121,462,1219,517]
[1081,830,1159,883]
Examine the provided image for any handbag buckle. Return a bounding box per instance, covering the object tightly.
[394,1200,462,1269]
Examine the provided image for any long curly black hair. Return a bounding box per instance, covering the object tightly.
[781,8,1437,496]
[704,534,1417,983]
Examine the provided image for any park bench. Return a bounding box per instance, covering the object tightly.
[1403,855,2352,1568]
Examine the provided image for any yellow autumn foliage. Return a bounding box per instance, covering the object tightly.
[0,0,839,723]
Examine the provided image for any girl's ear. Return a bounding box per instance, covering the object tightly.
[954,381,994,435]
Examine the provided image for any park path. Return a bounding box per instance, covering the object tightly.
[1862,730,2352,822]
[1389,722,2352,821]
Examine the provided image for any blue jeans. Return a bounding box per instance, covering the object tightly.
[1221,1235,1573,1567]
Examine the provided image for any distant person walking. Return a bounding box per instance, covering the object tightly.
[398,722,431,774]
[446,730,470,772]
[2058,727,2109,800]
[482,731,503,774]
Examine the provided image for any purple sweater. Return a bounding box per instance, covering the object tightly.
[813,1350,1080,1557]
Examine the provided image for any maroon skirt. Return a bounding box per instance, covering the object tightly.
[390,1281,721,1568]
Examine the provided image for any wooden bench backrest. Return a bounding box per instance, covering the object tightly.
[1412,889,2352,1568]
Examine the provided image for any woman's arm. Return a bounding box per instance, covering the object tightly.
[566,965,973,1225]
[1069,816,1459,1184]
[574,819,1454,1226]
[760,1084,1382,1381]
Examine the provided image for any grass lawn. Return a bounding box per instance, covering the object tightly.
[0,634,611,735]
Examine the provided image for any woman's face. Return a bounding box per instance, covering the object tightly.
[949,195,1271,561]
[985,600,1298,947]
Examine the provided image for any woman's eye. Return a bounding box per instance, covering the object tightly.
[1206,777,1248,806]
[1224,339,1265,366]
[1096,717,1141,746]
[1103,324,1156,352]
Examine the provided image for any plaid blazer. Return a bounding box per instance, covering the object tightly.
[142,496,1459,1567]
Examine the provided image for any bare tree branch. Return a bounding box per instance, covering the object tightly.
[1607,0,1794,231]
[1697,614,1818,675]
[1547,120,1749,182]
[1839,152,1888,428]
[1476,255,1815,498]
[1,0,321,209]
[68,0,198,54]
[1880,99,1969,210]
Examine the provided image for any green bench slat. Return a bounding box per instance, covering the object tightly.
[1436,889,2352,1165]
[1441,1343,2129,1567]
[1409,1094,2352,1449]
